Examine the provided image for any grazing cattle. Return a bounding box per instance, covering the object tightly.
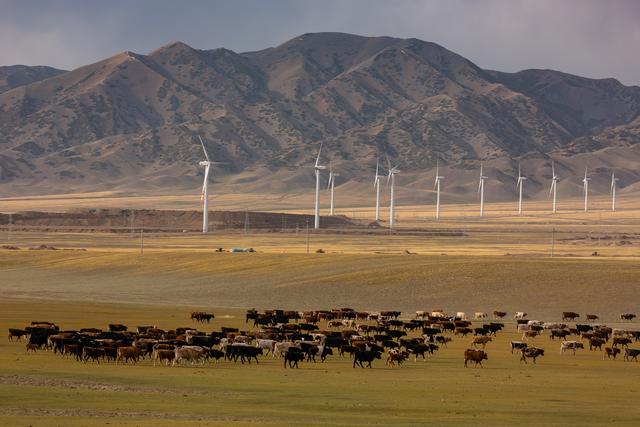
[589,338,605,351]
[604,347,621,360]
[586,314,599,322]
[474,328,489,336]
[520,348,544,364]
[455,327,473,337]
[174,346,206,366]
[514,312,527,320]
[108,323,128,332]
[284,348,305,368]
[386,350,409,367]
[83,347,105,363]
[353,350,382,368]
[522,330,540,341]
[153,349,175,366]
[511,341,528,354]
[464,349,488,368]
[550,329,571,341]
[623,348,640,362]
[493,311,507,320]
[471,336,492,348]
[620,313,637,321]
[116,346,140,364]
[475,312,488,320]
[560,341,584,355]
[562,312,580,321]
[613,337,632,348]
[8,328,27,342]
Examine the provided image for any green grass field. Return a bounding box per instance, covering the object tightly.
[1,299,639,426]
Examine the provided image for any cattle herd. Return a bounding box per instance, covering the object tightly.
[6,309,640,369]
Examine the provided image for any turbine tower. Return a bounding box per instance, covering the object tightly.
[434,160,444,220]
[478,162,488,217]
[374,158,383,221]
[549,161,559,213]
[516,162,526,216]
[313,144,326,229]
[327,163,339,216]
[582,166,591,213]
[198,135,212,233]
[387,158,400,229]
[611,171,619,212]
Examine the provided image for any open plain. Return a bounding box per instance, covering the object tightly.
[1,195,640,425]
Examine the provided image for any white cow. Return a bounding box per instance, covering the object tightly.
[475,312,488,320]
[456,312,468,321]
[255,339,277,356]
[560,341,584,355]
[514,312,527,319]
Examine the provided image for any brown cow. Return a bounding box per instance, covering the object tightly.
[386,350,409,367]
[8,328,27,342]
[471,336,492,348]
[464,349,488,367]
[116,346,140,364]
[589,338,605,351]
[613,337,632,348]
[586,314,599,322]
[493,311,507,320]
[562,312,580,321]
[153,349,175,366]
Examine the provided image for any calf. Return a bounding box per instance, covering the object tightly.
[353,350,382,368]
[604,347,621,360]
[464,349,488,368]
[386,350,409,367]
[520,348,544,364]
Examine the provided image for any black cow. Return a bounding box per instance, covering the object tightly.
[284,348,305,368]
[353,350,382,368]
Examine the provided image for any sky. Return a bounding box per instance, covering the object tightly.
[1,0,639,85]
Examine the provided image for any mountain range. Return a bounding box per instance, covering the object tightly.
[1,32,639,202]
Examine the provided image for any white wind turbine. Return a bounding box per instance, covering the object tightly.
[582,166,591,213]
[198,135,213,233]
[478,162,488,217]
[327,162,339,216]
[549,161,559,213]
[374,157,384,221]
[313,144,326,229]
[434,160,444,220]
[387,158,400,229]
[516,162,526,216]
[611,171,619,212]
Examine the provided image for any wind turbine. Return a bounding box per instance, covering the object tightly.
[611,171,619,212]
[374,157,384,221]
[478,162,488,217]
[549,161,559,213]
[387,158,400,229]
[198,135,212,233]
[516,162,526,216]
[434,160,444,220]
[313,144,326,229]
[327,162,339,216]
[582,166,591,213]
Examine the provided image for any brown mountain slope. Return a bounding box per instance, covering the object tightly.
[0,33,638,202]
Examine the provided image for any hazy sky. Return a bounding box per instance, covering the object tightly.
[2,0,639,85]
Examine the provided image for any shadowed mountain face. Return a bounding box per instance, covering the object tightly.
[0,32,638,200]
[0,65,66,94]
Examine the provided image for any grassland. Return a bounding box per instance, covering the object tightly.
[1,299,639,426]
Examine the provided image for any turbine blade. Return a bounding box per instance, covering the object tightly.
[198,135,210,162]
[315,143,323,167]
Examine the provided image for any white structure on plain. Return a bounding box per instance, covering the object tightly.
[313,144,326,229]
[582,166,591,213]
[327,163,339,216]
[516,162,527,216]
[387,158,400,229]
[549,161,559,214]
[611,171,619,212]
[478,162,488,217]
[198,135,212,233]
[374,157,384,221]
[434,160,444,220]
